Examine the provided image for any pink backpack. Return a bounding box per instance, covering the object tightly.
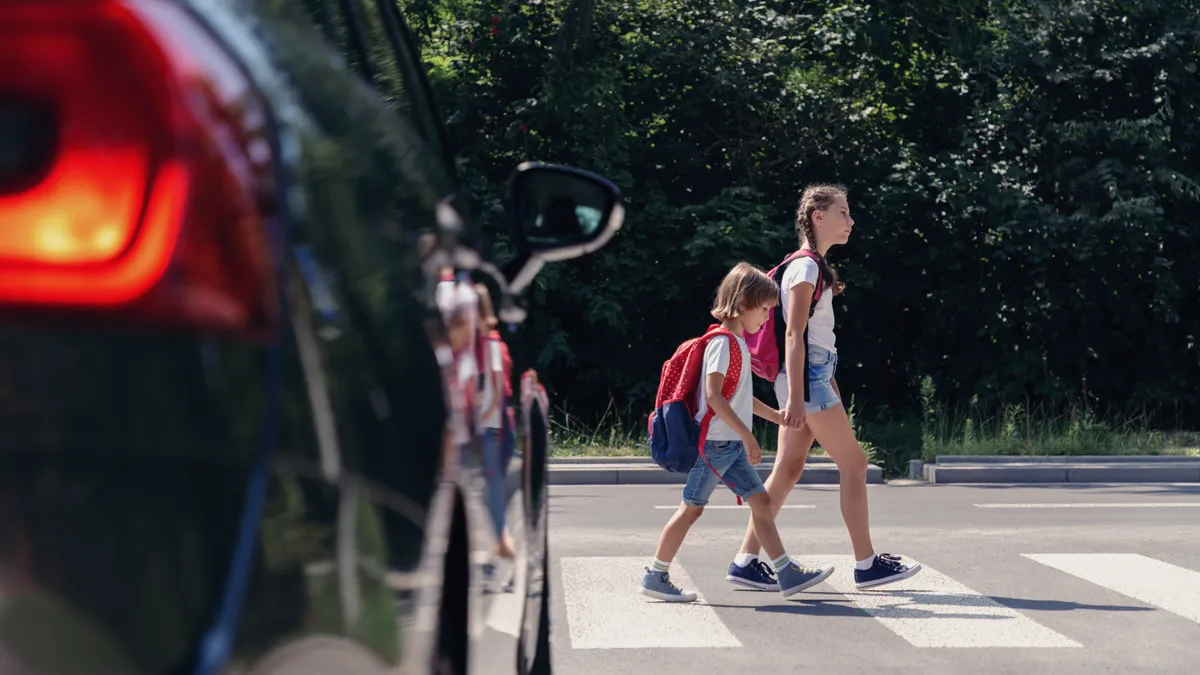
[743,249,825,387]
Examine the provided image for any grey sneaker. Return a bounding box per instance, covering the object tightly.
[777,561,835,598]
[640,568,698,602]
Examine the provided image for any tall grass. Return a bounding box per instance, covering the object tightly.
[548,398,645,457]
[547,386,1200,478]
[917,376,1199,461]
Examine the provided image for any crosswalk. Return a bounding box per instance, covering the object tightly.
[557,552,1200,651]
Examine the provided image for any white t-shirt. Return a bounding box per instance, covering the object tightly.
[477,339,505,429]
[780,256,836,354]
[451,350,478,445]
[694,334,753,441]
[436,277,478,327]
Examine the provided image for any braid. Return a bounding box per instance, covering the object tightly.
[794,184,845,295]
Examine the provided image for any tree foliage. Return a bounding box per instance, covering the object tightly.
[403,0,1200,425]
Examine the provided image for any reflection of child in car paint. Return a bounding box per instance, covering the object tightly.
[435,267,480,458]
[476,285,517,584]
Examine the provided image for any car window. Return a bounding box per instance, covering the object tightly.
[301,0,451,171]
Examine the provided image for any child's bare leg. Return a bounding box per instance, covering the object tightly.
[806,404,874,561]
[641,503,705,602]
[744,492,784,560]
[745,490,834,596]
[737,424,815,557]
[653,503,704,563]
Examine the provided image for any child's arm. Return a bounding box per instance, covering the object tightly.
[753,397,782,425]
[705,371,763,464]
[704,371,751,440]
[783,281,815,428]
[478,340,504,422]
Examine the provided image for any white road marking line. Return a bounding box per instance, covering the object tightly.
[483,500,526,637]
[485,558,525,637]
[560,556,741,649]
[653,504,815,510]
[976,503,1200,509]
[803,555,1081,648]
[1024,554,1200,624]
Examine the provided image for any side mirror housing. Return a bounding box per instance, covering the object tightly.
[502,163,623,292]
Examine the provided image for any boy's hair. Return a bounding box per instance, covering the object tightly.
[711,262,779,321]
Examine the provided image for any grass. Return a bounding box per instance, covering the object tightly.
[548,392,1200,478]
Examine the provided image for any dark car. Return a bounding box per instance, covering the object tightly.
[0,1,621,674]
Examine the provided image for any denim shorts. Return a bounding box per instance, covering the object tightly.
[773,346,841,414]
[682,440,767,507]
[480,427,510,538]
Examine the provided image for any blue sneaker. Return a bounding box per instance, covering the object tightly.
[776,561,835,598]
[854,554,921,589]
[640,568,698,602]
[726,560,779,591]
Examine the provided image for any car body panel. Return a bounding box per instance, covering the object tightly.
[0,0,560,674]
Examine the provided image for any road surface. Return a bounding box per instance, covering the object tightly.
[547,482,1200,675]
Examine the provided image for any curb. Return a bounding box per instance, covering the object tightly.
[922,460,1200,484]
[933,454,1199,464]
[549,455,1200,485]
[549,459,883,486]
[549,455,838,465]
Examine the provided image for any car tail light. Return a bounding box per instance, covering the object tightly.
[0,0,279,337]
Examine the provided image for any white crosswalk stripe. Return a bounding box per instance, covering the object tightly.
[560,556,742,649]
[653,504,815,510]
[976,502,1200,509]
[557,551,1200,652]
[1024,553,1200,624]
[803,555,1080,648]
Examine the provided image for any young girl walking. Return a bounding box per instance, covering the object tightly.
[724,184,922,591]
[641,262,833,602]
[476,285,518,575]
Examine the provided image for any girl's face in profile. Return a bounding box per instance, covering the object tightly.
[815,194,854,246]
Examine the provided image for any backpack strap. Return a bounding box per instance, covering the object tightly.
[797,249,824,404]
[768,253,799,379]
[695,326,746,504]
[774,249,826,403]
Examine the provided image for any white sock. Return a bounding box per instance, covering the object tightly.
[652,558,671,573]
[855,555,876,571]
[733,553,758,568]
[771,553,792,573]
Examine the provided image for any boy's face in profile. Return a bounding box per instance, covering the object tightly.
[740,303,773,335]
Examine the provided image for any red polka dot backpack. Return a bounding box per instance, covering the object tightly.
[648,325,743,491]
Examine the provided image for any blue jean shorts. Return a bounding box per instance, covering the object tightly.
[682,440,767,507]
[773,346,841,414]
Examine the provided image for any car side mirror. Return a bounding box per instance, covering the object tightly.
[502,162,624,293]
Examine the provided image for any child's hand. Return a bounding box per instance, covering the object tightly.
[744,436,762,465]
[782,399,806,429]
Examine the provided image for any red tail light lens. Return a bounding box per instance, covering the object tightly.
[0,0,278,336]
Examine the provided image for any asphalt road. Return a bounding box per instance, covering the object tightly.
[546,482,1200,675]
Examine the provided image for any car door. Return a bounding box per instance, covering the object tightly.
[186,1,551,673]
[0,0,448,673]
[290,2,552,672]
[281,4,579,674]
[0,1,618,674]
[156,0,467,672]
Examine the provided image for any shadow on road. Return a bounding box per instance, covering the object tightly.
[707,589,1151,618]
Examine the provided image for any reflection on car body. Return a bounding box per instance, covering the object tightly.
[0,1,622,674]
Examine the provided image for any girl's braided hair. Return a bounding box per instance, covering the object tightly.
[795,183,846,296]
